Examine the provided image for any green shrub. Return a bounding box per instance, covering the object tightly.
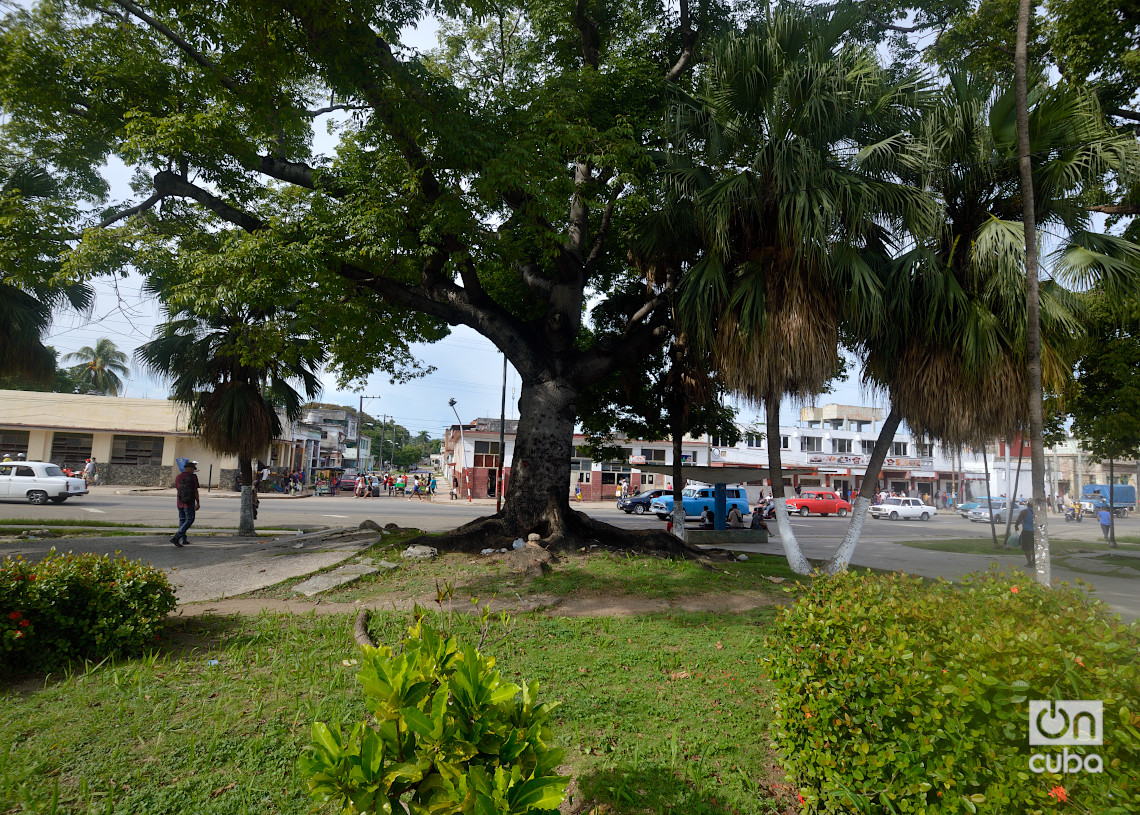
[765,571,1140,814]
[1,550,177,674]
[299,615,568,815]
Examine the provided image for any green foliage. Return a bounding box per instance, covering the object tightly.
[62,337,131,396]
[0,550,177,674]
[300,615,568,815]
[1070,291,1140,464]
[765,571,1140,814]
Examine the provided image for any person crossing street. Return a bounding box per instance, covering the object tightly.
[172,461,200,547]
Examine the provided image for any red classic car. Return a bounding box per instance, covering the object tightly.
[785,490,852,517]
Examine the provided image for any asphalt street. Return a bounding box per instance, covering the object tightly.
[2,489,1136,617]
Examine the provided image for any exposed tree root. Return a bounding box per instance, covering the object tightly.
[403,507,732,560]
[353,609,374,647]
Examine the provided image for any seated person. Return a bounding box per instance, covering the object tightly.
[750,507,769,532]
[698,508,714,529]
[727,505,745,528]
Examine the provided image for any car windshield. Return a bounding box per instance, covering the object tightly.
[682,488,699,497]
[885,498,903,505]
[43,465,64,477]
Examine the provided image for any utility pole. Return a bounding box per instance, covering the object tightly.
[355,394,382,473]
[498,353,507,512]
[449,398,470,502]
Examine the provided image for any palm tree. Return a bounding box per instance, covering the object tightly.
[665,11,932,574]
[0,161,93,383]
[136,305,327,535]
[833,71,1140,576]
[64,338,131,396]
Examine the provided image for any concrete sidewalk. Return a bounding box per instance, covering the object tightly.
[714,535,1140,622]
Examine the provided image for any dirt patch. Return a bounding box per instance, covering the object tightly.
[175,590,784,619]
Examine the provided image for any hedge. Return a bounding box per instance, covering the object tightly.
[1,550,177,674]
[765,570,1139,814]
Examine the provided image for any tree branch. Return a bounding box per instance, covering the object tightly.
[1110,108,1140,123]
[151,170,267,232]
[664,0,698,82]
[305,104,370,118]
[586,182,624,270]
[109,0,240,93]
[98,191,164,228]
[1088,204,1140,216]
[518,264,553,298]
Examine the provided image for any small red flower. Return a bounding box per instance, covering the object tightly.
[28,575,35,581]
[1075,657,1084,667]
[797,791,805,805]
[13,631,23,638]
[1010,586,1020,594]
[1048,786,1068,802]
[8,611,20,620]
[18,620,30,628]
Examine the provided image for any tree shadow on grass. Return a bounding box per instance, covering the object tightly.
[573,763,796,815]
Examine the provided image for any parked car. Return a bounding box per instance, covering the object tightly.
[785,490,852,517]
[0,461,89,505]
[968,500,1010,524]
[617,488,670,515]
[870,497,937,520]
[651,487,750,521]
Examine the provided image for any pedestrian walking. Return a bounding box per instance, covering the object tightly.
[172,461,200,547]
[1015,503,1035,568]
[1098,507,1112,540]
[428,475,437,501]
[82,457,97,487]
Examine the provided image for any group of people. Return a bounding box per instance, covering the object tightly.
[350,472,438,500]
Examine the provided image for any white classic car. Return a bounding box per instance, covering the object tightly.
[0,461,89,504]
[870,497,936,521]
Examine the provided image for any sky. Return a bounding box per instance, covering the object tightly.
[34,6,882,438]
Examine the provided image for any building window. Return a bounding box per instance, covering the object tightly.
[781,435,790,450]
[111,435,165,466]
[861,440,876,454]
[49,432,93,465]
[640,448,666,462]
[473,440,500,468]
[832,438,853,454]
[600,463,632,473]
[576,471,592,483]
[891,441,908,456]
[915,442,933,457]
[601,472,618,484]
[710,436,726,448]
[746,434,763,448]
[643,473,657,485]
[800,436,822,452]
[570,458,592,471]
[0,430,29,459]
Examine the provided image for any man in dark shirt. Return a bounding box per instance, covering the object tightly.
[172,461,200,547]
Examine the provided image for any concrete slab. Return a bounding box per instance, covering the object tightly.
[293,564,379,597]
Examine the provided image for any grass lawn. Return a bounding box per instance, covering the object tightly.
[242,533,802,606]
[897,537,1140,556]
[1,608,794,815]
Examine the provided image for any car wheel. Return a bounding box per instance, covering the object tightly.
[634,504,646,515]
[920,512,929,521]
[656,513,669,521]
[799,506,810,517]
[838,508,848,517]
[889,511,899,520]
[49,495,68,504]
[27,490,49,505]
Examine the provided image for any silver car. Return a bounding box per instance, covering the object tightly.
[967,500,1009,524]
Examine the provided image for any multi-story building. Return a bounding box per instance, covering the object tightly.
[300,407,369,471]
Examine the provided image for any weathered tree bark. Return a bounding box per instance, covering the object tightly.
[766,396,812,575]
[1109,457,1118,547]
[238,454,256,536]
[669,341,687,543]
[983,447,1000,548]
[823,409,902,574]
[1015,0,1051,586]
[1004,440,1025,541]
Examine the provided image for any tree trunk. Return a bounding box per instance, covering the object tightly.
[1015,0,1051,586]
[670,344,687,543]
[983,446,1000,548]
[766,396,812,575]
[1109,457,1118,547]
[1004,439,1025,541]
[823,409,902,574]
[419,375,697,555]
[238,455,256,537]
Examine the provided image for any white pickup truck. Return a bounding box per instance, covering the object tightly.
[0,461,89,504]
[870,497,936,521]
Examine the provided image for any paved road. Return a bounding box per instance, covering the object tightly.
[2,489,1135,617]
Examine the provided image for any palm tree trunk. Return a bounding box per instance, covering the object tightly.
[1015,0,1051,586]
[1109,457,1117,547]
[983,447,1000,548]
[669,344,686,543]
[766,396,811,575]
[1004,440,1025,540]
[238,455,256,536]
[823,409,902,574]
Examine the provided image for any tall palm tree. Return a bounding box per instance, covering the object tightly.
[833,71,1140,575]
[0,161,93,383]
[64,338,131,396]
[666,11,932,574]
[136,305,327,535]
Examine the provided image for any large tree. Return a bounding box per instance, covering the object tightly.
[63,337,130,395]
[0,0,731,550]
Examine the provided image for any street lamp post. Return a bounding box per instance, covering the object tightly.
[448,398,470,502]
